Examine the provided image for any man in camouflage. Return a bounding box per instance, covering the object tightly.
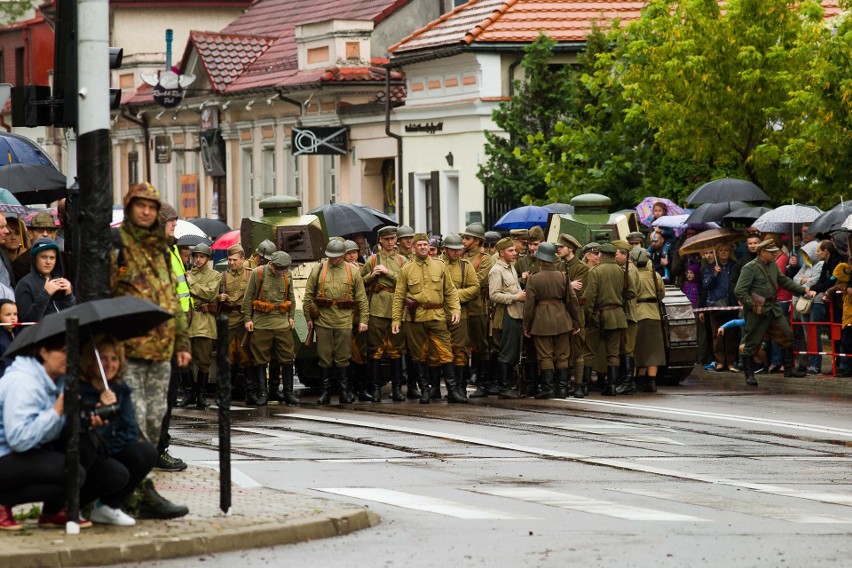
[303,240,369,405]
[361,226,407,401]
[185,243,221,409]
[392,233,463,404]
[242,251,297,406]
[461,223,495,398]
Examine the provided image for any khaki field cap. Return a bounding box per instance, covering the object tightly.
[462,223,486,241]
[756,239,780,253]
[377,225,397,238]
[611,240,631,252]
[599,242,617,255]
[509,229,529,241]
[396,225,415,239]
[191,243,212,257]
[227,244,244,256]
[325,240,346,258]
[557,233,581,250]
[626,231,645,244]
[270,251,292,267]
[534,242,557,263]
[527,226,545,241]
[495,237,514,252]
[28,211,56,229]
[582,242,601,255]
[412,232,429,244]
[255,239,277,260]
[442,234,464,250]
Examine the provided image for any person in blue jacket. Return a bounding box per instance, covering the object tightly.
[14,238,75,323]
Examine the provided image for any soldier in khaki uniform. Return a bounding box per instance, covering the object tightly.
[556,233,589,398]
[523,243,582,398]
[461,223,495,398]
[217,244,256,402]
[735,239,813,386]
[583,242,636,396]
[514,226,544,394]
[242,251,296,406]
[441,234,480,394]
[304,240,369,405]
[510,229,529,258]
[488,237,524,399]
[614,240,640,395]
[344,239,372,402]
[186,243,221,409]
[391,233,463,404]
[361,226,407,401]
[396,225,415,260]
[247,239,276,269]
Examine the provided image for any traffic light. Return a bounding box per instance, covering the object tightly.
[109,47,124,110]
[52,0,76,128]
[10,86,52,127]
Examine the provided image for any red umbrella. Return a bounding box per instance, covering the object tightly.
[211,229,240,250]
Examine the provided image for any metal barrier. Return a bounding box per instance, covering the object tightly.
[790,292,846,377]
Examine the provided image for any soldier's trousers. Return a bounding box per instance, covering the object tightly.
[191,337,214,373]
[124,358,171,444]
[316,325,352,368]
[742,311,794,357]
[468,315,489,359]
[570,329,586,376]
[405,320,453,365]
[367,315,404,360]
[621,321,637,357]
[428,318,469,366]
[534,333,571,370]
[228,322,252,367]
[250,327,295,365]
[351,325,367,365]
[496,316,522,365]
[585,328,622,366]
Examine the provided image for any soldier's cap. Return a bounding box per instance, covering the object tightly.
[534,242,557,263]
[122,182,161,212]
[495,237,514,252]
[442,233,464,250]
[611,239,631,252]
[325,240,346,258]
[255,239,277,260]
[377,225,397,238]
[599,242,617,255]
[509,229,529,241]
[397,225,415,239]
[626,231,645,243]
[527,226,545,242]
[630,248,650,267]
[27,211,57,229]
[582,242,601,255]
[462,222,486,241]
[227,244,244,256]
[756,239,780,253]
[191,243,212,257]
[557,233,581,250]
[158,202,178,224]
[344,239,359,253]
[30,237,59,258]
[270,251,292,268]
[484,231,501,246]
[412,232,429,244]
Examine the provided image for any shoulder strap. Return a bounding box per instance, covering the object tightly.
[371,255,378,270]
[344,261,352,300]
[320,260,329,297]
[256,266,265,302]
[473,252,484,272]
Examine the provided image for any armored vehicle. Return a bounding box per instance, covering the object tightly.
[545,193,697,380]
[240,195,327,388]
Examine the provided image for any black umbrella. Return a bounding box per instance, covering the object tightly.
[544,203,574,214]
[722,206,772,225]
[685,201,749,224]
[189,218,231,240]
[176,234,213,248]
[685,178,770,205]
[308,202,389,237]
[4,297,174,359]
[0,164,67,205]
[807,203,852,236]
[352,203,397,226]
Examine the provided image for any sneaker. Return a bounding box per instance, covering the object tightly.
[807,367,822,376]
[38,509,92,529]
[704,362,717,371]
[155,450,188,472]
[0,506,22,531]
[90,504,136,526]
[753,365,766,374]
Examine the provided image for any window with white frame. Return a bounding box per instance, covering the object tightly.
[262,146,275,197]
[322,155,337,204]
[241,148,255,216]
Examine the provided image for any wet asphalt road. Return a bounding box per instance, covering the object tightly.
[108,372,852,568]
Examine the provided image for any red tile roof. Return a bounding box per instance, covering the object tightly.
[190,32,276,93]
[390,0,844,55]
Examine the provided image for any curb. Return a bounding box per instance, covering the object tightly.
[683,368,852,394]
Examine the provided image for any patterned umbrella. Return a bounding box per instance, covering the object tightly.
[636,197,684,227]
[678,228,744,257]
[753,204,822,235]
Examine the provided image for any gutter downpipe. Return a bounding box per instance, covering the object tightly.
[120,108,151,180]
[384,66,403,224]
[508,56,523,97]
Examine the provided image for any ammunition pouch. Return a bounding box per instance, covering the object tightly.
[277,301,292,314]
[196,303,217,314]
[252,300,275,313]
[315,297,356,310]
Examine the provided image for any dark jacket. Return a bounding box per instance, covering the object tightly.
[0,327,13,376]
[702,260,736,306]
[79,380,139,456]
[14,239,75,323]
[809,250,842,294]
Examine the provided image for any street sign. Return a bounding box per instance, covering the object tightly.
[292,127,348,156]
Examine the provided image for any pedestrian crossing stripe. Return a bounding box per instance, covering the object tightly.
[313,488,535,520]
[469,487,710,522]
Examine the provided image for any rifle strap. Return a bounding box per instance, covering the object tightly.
[256,265,289,303]
[320,260,352,299]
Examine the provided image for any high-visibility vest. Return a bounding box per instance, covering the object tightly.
[170,245,192,312]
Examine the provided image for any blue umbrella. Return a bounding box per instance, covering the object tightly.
[493,205,550,230]
[0,132,58,167]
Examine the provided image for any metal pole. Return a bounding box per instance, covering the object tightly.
[75,0,112,301]
[216,315,232,514]
[65,317,81,534]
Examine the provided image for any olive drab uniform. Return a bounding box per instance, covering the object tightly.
[563,255,590,389]
[464,247,494,396]
[583,250,636,396]
[617,259,641,394]
[187,262,221,374]
[441,252,480,382]
[392,253,465,403]
[221,263,252,367]
[514,253,541,394]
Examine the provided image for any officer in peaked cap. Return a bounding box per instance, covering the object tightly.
[514,225,545,394]
[509,229,529,256]
[218,243,255,403]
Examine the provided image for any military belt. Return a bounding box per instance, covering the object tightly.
[597,304,621,312]
[537,299,563,306]
[418,303,444,310]
[637,299,657,303]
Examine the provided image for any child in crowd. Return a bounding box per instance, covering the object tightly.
[682,264,701,309]
[0,300,17,376]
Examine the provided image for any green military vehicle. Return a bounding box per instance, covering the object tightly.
[544,193,697,380]
[240,195,327,388]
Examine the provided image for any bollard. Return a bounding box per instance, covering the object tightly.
[216,314,232,514]
[65,317,81,534]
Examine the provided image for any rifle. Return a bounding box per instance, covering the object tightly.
[516,326,526,397]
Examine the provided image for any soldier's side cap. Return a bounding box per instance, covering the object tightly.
[397,225,415,238]
[599,242,617,254]
[325,240,346,258]
[495,237,514,252]
[527,226,545,241]
[191,243,212,256]
[270,251,292,267]
[611,239,631,251]
[582,242,601,254]
[344,239,359,253]
[756,239,780,253]
[412,232,429,244]
[557,233,581,250]
[28,211,57,229]
[626,231,645,243]
[377,226,398,238]
[227,244,244,256]
[509,229,529,240]
[462,223,485,240]
[534,242,556,263]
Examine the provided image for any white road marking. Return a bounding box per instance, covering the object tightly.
[614,488,852,524]
[193,462,262,488]
[471,487,709,521]
[314,488,535,519]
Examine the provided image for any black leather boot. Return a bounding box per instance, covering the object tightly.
[456,365,468,393]
[742,353,758,386]
[603,365,619,396]
[318,366,333,405]
[255,365,268,406]
[353,363,373,402]
[405,354,421,400]
[136,479,189,520]
[444,363,468,403]
[231,364,246,401]
[267,363,285,403]
[554,367,570,399]
[783,349,806,378]
[281,365,301,405]
[535,369,555,399]
[175,370,195,407]
[429,366,442,400]
[524,361,539,398]
[338,367,355,404]
[244,367,258,406]
[497,363,520,399]
[370,359,383,402]
[390,358,405,401]
[580,366,592,397]
[616,356,636,395]
[195,371,210,409]
[644,373,658,393]
[417,363,431,404]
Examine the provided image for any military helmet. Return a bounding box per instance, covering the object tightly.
[191,243,212,257]
[326,240,346,258]
[123,182,161,211]
[534,242,557,263]
[484,231,501,246]
[462,223,486,241]
[344,239,359,253]
[397,225,415,239]
[270,251,292,268]
[443,234,464,250]
[255,239,277,261]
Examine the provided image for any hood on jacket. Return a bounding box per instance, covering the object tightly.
[29,237,63,279]
[800,240,820,266]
